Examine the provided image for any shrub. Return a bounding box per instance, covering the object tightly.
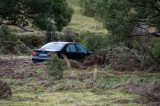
[0,26,17,41]
[0,26,32,54]
[47,54,67,80]
[18,34,45,49]
[0,26,18,54]
[80,0,97,17]
[149,38,160,64]
[80,31,108,52]
[54,32,65,41]
[109,46,136,71]
[63,27,80,42]
[124,82,160,104]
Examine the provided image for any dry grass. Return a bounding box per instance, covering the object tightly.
[1,56,160,105]
[0,56,144,106]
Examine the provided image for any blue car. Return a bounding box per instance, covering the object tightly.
[32,42,92,62]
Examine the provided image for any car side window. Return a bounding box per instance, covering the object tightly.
[66,44,77,53]
[76,44,87,53]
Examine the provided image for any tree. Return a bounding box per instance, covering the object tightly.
[0,0,73,31]
[80,0,160,42]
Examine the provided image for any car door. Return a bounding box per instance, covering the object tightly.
[65,44,78,59]
[75,44,90,59]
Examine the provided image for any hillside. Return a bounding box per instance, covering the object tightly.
[8,0,107,36]
[66,0,108,34]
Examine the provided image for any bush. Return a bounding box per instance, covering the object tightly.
[80,0,97,17]
[107,45,154,71]
[63,27,80,42]
[80,31,108,52]
[53,32,65,41]
[18,34,45,49]
[0,26,16,41]
[48,54,67,80]
[149,38,160,64]
[0,26,31,54]
[124,82,160,104]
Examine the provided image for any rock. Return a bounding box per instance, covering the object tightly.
[0,80,12,99]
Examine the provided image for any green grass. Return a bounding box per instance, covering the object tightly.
[0,90,137,106]
[66,0,108,34]
[1,57,159,106]
[2,68,159,106]
[0,79,138,106]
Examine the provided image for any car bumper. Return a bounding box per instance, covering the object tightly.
[32,56,50,62]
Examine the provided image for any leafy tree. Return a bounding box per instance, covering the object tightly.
[80,0,160,42]
[0,0,73,31]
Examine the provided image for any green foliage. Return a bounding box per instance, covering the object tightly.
[63,28,76,42]
[0,26,17,41]
[66,0,108,34]
[48,55,66,80]
[107,45,139,71]
[0,26,17,54]
[80,32,109,52]
[63,27,81,42]
[149,38,160,64]
[18,35,45,49]
[103,45,156,71]
[79,0,97,17]
[0,26,31,54]
[0,0,73,31]
[80,0,160,42]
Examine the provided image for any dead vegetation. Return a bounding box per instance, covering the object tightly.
[0,56,160,105]
[124,82,160,105]
[0,57,47,80]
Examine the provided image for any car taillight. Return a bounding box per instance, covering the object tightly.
[32,51,36,56]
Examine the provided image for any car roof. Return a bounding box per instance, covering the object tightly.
[39,41,75,52]
[48,41,74,45]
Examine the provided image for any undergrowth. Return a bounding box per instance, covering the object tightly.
[1,66,160,106]
[0,26,30,54]
[48,55,67,80]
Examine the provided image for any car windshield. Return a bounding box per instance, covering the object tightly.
[41,42,65,51]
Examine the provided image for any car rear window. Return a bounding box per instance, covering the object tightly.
[41,42,65,51]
